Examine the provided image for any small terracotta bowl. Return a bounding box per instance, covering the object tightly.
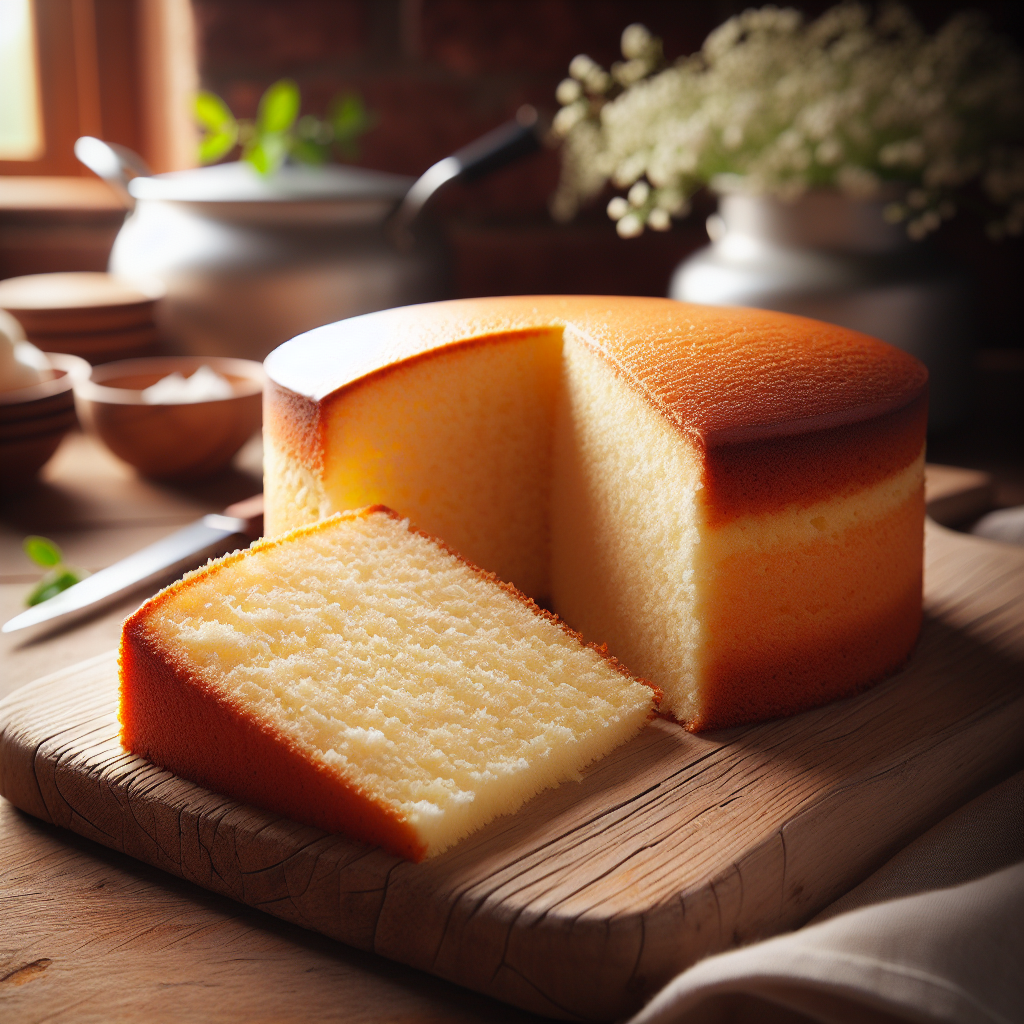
[74,356,265,481]
[0,353,91,491]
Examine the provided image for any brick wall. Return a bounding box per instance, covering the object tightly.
[191,0,1023,342]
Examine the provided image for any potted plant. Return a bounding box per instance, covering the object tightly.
[551,4,1023,430]
[195,79,374,175]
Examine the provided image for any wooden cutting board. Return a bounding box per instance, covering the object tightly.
[1,521,1021,1022]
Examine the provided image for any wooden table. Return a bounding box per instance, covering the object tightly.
[0,434,1014,1022]
[0,432,546,1022]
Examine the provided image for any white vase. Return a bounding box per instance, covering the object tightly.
[669,191,972,432]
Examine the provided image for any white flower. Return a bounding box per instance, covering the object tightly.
[554,4,1024,240]
[627,181,650,207]
[552,102,588,137]
[613,59,651,88]
[569,54,599,82]
[616,213,644,237]
[612,151,649,188]
[621,23,654,60]
[607,196,630,220]
[556,78,583,106]
[586,68,613,94]
[648,208,672,230]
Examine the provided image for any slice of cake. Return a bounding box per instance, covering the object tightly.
[119,506,658,861]
[264,296,928,731]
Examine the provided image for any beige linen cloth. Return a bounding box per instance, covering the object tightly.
[628,772,1023,1024]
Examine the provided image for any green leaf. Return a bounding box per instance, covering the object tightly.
[290,138,329,166]
[23,535,62,568]
[198,126,238,165]
[195,91,236,132]
[244,133,288,176]
[244,140,271,175]
[257,79,300,135]
[26,568,84,607]
[194,91,239,165]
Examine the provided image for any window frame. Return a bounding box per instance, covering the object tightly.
[0,0,196,178]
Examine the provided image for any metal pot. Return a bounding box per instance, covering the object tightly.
[76,110,540,361]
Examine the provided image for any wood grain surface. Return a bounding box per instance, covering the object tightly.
[2,433,546,1024]
[1,521,1022,1022]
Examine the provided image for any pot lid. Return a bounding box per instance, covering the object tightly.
[129,161,413,204]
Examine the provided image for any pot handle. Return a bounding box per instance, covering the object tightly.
[390,105,543,245]
[75,137,153,210]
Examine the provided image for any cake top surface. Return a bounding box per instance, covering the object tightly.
[264,296,927,447]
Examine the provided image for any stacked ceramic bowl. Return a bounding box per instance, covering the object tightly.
[0,272,165,365]
[0,345,91,491]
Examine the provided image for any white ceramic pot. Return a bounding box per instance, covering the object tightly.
[78,109,542,362]
[669,191,972,432]
[109,162,445,362]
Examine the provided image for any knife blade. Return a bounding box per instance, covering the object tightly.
[2,493,264,634]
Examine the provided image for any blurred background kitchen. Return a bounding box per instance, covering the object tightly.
[1,0,1021,503]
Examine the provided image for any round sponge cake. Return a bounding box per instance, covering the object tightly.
[263,296,928,730]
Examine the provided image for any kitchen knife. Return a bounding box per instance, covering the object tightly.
[2,493,264,634]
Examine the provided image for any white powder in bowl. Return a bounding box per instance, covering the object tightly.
[141,365,234,404]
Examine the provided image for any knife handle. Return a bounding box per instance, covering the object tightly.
[223,493,264,539]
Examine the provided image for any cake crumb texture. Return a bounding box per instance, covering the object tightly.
[119,508,656,860]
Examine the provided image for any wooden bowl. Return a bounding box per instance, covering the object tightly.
[0,353,92,491]
[73,356,264,481]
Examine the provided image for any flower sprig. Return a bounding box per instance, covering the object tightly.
[552,5,1024,240]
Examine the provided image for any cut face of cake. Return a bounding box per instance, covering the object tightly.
[119,507,658,861]
[264,297,928,730]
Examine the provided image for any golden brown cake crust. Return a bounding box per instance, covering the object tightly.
[700,392,927,524]
[264,296,927,520]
